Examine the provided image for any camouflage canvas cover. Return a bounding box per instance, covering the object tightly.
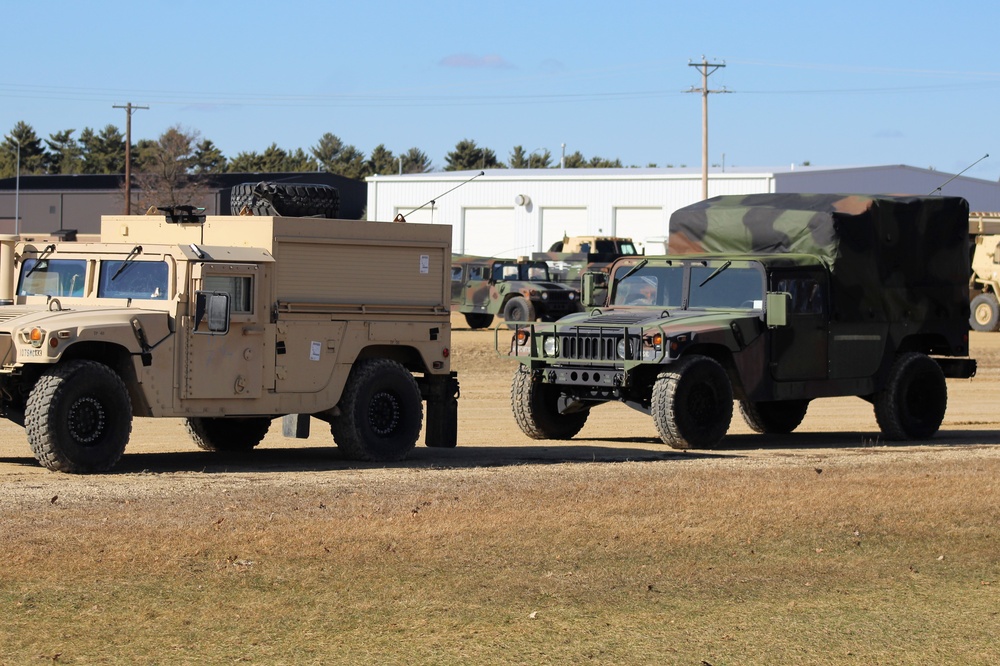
[668,193,971,324]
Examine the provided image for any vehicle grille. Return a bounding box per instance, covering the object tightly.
[553,328,639,361]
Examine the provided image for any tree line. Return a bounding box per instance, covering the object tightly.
[0,121,632,182]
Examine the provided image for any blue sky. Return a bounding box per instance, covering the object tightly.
[3,0,998,180]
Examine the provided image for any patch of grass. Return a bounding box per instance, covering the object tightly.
[1,459,999,664]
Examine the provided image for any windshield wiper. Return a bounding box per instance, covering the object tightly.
[111,245,143,281]
[24,244,56,279]
[698,260,731,288]
[617,259,648,283]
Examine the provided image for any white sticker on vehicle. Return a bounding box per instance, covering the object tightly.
[420,255,429,274]
[310,340,321,361]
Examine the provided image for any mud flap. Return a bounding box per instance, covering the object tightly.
[282,413,311,438]
[422,372,459,448]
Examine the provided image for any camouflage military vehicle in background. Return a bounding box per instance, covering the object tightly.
[0,203,458,473]
[501,194,976,449]
[535,235,640,284]
[451,254,580,329]
[531,235,640,308]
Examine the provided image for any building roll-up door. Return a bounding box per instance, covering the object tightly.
[541,207,588,251]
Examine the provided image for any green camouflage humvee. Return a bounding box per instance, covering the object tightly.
[451,255,581,329]
[500,194,976,448]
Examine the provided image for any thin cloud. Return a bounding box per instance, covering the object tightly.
[439,53,515,69]
[874,129,905,139]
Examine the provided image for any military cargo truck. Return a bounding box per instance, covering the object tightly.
[501,194,975,449]
[450,254,580,329]
[0,207,458,473]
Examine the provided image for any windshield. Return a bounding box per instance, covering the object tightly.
[18,259,87,297]
[492,262,550,281]
[98,260,169,300]
[610,261,765,309]
[594,240,638,255]
[689,265,764,309]
[612,265,684,306]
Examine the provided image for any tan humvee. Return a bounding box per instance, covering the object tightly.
[0,211,458,472]
[968,212,1000,331]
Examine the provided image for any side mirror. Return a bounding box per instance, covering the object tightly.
[194,291,231,334]
[765,291,790,327]
[581,271,608,308]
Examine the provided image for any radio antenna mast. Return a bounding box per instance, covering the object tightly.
[394,171,485,222]
[929,153,989,195]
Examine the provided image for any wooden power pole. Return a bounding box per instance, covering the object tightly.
[686,58,728,200]
[112,102,149,214]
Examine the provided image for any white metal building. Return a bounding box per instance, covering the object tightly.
[366,165,1000,256]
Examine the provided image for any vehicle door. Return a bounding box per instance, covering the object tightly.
[464,263,491,309]
[183,262,270,400]
[769,270,829,380]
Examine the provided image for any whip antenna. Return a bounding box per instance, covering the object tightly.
[929,153,989,195]
[394,171,485,222]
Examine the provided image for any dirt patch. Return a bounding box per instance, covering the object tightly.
[1,318,999,494]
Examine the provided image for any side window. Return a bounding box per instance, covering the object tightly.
[773,275,825,315]
[204,275,253,314]
[451,266,463,282]
[469,266,488,280]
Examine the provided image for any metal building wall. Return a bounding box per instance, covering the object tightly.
[366,169,775,255]
[775,166,1000,211]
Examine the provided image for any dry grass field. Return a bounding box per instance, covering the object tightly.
[1,316,999,665]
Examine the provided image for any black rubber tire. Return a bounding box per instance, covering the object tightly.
[330,359,422,462]
[651,355,733,449]
[186,417,271,452]
[970,293,1000,332]
[739,399,810,434]
[24,360,133,473]
[503,296,536,325]
[464,312,495,329]
[511,366,589,439]
[231,182,340,218]
[874,352,947,440]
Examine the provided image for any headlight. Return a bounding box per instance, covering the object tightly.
[568,292,576,301]
[515,329,530,346]
[617,338,627,359]
[541,292,549,300]
[543,336,558,357]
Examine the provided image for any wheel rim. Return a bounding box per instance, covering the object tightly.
[368,390,401,437]
[975,303,993,326]
[68,396,106,446]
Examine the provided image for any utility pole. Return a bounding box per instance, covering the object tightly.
[686,58,728,200]
[112,102,149,214]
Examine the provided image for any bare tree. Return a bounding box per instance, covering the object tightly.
[130,125,212,212]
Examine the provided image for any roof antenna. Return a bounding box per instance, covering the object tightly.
[394,171,485,222]
[929,153,989,195]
